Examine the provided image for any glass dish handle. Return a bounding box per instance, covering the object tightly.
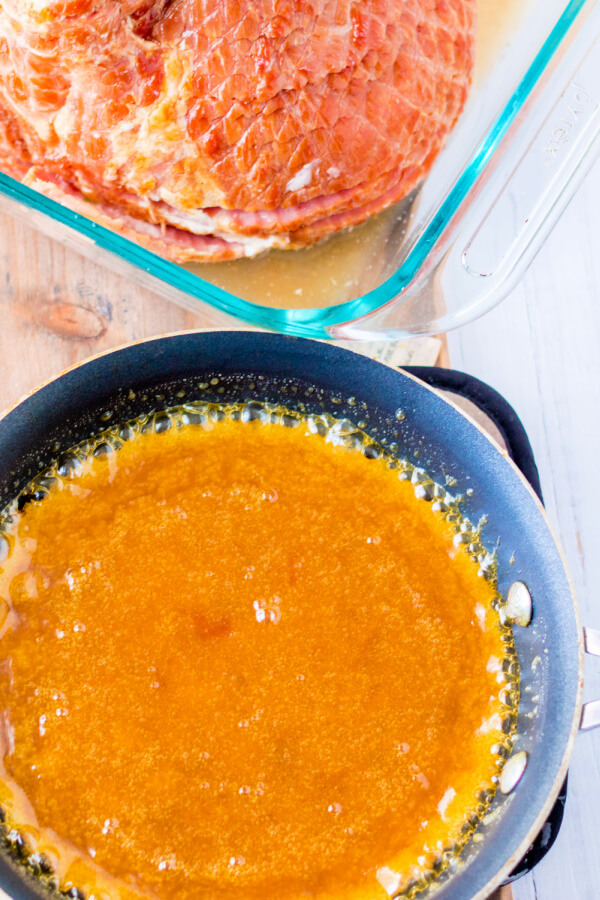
[340,12,600,341]
[461,33,600,287]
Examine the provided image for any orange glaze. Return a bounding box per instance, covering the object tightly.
[0,417,512,900]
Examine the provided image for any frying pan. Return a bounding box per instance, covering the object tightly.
[0,331,597,900]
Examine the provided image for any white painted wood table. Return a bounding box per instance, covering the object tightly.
[449,161,600,899]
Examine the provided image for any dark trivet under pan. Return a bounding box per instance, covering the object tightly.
[404,367,567,884]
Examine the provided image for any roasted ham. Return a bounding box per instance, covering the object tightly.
[0,0,475,262]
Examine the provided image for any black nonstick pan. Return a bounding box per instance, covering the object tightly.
[0,331,597,900]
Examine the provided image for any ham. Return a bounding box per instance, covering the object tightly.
[0,1,475,262]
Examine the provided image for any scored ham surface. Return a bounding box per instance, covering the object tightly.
[0,0,475,262]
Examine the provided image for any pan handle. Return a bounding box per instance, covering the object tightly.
[580,628,600,732]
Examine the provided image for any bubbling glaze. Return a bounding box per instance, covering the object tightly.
[0,402,518,900]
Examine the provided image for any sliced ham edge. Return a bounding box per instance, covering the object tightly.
[16,163,421,263]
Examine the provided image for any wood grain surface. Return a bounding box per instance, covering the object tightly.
[0,215,213,412]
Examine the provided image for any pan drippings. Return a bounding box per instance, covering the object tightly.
[0,403,518,900]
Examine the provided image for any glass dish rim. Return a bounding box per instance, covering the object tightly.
[0,0,587,339]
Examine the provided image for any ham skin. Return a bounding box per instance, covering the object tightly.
[0,0,476,262]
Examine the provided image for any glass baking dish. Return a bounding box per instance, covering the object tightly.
[0,0,599,340]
